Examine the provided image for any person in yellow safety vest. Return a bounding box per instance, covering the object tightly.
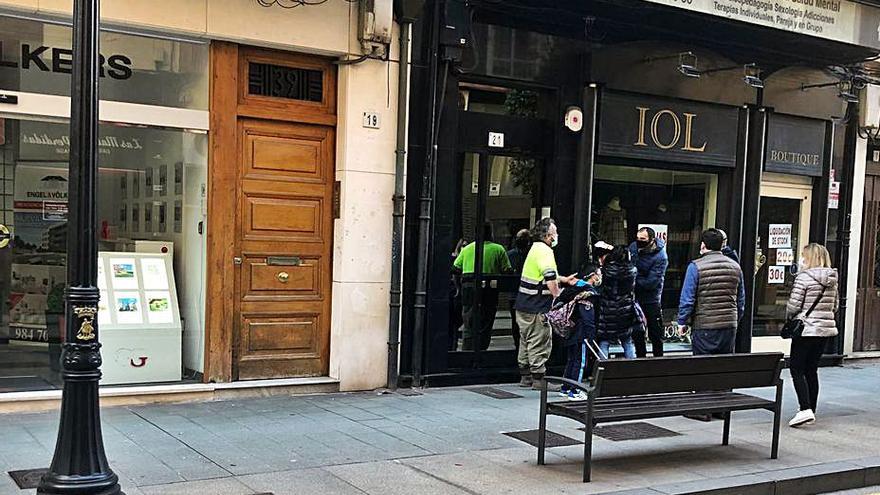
[453,223,512,351]
[514,217,575,390]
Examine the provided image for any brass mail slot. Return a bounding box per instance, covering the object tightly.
[267,256,301,266]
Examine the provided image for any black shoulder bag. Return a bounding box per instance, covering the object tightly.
[781,286,826,339]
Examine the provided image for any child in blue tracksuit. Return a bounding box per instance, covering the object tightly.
[558,263,600,400]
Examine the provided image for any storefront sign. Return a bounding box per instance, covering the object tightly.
[0,42,132,79]
[829,180,840,209]
[769,224,792,248]
[777,248,794,266]
[765,114,826,177]
[768,265,787,284]
[640,0,880,49]
[638,223,669,244]
[598,91,739,168]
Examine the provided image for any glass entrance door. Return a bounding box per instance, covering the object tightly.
[752,183,812,354]
[449,152,541,368]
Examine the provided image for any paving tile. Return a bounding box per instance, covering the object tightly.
[139,477,252,495]
[237,468,365,495]
[327,460,472,495]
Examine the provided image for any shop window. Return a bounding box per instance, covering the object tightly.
[0,116,207,391]
[0,15,208,110]
[590,164,718,350]
[459,23,581,84]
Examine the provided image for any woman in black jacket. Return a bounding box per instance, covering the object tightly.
[595,245,638,359]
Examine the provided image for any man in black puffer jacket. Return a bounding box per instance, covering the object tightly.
[595,245,638,359]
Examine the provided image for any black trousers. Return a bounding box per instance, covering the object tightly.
[789,336,828,412]
[633,301,665,357]
[461,286,498,351]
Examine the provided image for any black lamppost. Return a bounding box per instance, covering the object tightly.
[37,0,122,494]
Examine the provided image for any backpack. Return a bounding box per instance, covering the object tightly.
[546,292,590,339]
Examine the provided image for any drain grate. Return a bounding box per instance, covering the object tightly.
[8,468,47,489]
[469,387,523,399]
[397,388,423,397]
[503,429,581,448]
[588,422,681,441]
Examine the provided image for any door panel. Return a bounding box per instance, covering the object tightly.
[856,176,880,352]
[752,183,811,355]
[235,119,334,380]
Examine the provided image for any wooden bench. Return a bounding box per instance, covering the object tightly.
[538,350,785,482]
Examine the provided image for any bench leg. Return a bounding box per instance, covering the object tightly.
[538,384,547,465]
[771,383,782,459]
[722,411,731,446]
[583,415,593,482]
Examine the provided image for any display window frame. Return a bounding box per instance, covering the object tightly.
[0,21,209,395]
[752,178,814,356]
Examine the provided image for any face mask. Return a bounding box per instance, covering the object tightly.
[551,235,559,248]
[636,240,650,249]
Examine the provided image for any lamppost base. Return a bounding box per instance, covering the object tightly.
[37,473,123,495]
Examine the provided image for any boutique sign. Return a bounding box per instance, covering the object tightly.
[597,91,740,167]
[764,114,826,177]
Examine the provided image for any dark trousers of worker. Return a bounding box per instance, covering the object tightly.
[692,328,736,355]
[461,285,498,351]
[789,336,828,412]
[634,301,664,357]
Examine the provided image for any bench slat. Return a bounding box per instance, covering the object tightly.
[593,353,782,380]
[546,391,773,424]
[600,370,778,396]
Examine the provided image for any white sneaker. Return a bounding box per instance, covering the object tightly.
[788,409,815,427]
[567,391,588,401]
[557,390,569,398]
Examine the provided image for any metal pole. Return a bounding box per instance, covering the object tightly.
[411,0,443,386]
[38,1,121,494]
[387,20,412,390]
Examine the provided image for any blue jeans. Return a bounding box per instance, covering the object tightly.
[598,337,636,359]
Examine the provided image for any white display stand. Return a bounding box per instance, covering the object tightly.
[96,251,182,385]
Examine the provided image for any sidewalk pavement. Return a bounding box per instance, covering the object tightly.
[1,362,879,495]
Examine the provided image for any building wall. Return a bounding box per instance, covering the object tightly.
[0,0,399,391]
[0,0,352,55]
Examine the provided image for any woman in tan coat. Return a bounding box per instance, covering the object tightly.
[785,243,839,427]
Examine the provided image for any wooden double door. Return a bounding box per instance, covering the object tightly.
[207,43,336,382]
[855,168,880,352]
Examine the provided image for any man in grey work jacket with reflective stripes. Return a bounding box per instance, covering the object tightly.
[677,228,745,355]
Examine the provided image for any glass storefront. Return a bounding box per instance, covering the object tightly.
[0,15,208,392]
[0,16,208,109]
[590,164,719,350]
[0,117,207,390]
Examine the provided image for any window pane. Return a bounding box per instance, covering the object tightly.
[0,16,208,110]
[591,164,719,352]
[1,116,207,391]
